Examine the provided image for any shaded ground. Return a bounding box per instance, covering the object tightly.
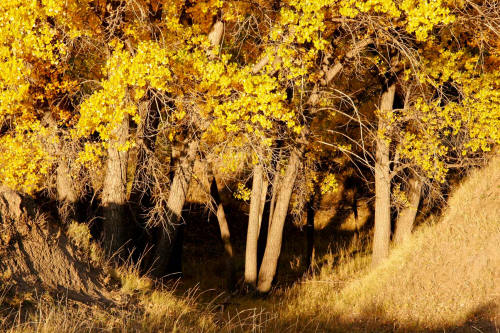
[0,187,110,305]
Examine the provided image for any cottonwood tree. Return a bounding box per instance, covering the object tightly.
[245,0,499,285]
[0,0,498,292]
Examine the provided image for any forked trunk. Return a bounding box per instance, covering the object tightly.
[244,163,265,287]
[102,115,130,256]
[394,173,422,245]
[150,21,222,276]
[257,149,301,293]
[249,39,371,290]
[268,159,281,228]
[152,139,198,277]
[372,84,396,268]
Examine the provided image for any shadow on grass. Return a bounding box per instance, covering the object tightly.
[237,300,499,333]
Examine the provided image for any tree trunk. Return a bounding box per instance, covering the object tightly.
[257,149,300,293]
[268,161,281,228]
[244,164,265,287]
[42,112,77,222]
[128,99,161,261]
[102,115,130,256]
[56,162,77,204]
[209,172,236,289]
[56,161,77,223]
[394,173,422,245]
[151,139,198,277]
[147,21,223,277]
[147,20,222,276]
[256,147,283,272]
[372,84,396,268]
[130,100,160,210]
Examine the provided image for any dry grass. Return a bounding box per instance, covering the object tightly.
[0,265,221,332]
[0,292,219,333]
[1,155,498,332]
[277,153,500,331]
[0,218,223,333]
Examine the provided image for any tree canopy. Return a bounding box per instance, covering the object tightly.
[0,0,498,292]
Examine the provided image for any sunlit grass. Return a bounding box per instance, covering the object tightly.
[277,154,500,331]
[1,155,498,332]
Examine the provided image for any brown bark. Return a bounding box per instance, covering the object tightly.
[244,164,265,286]
[41,112,77,221]
[252,40,370,292]
[394,173,422,245]
[56,162,77,204]
[151,139,198,277]
[56,161,78,223]
[268,156,281,228]
[372,84,396,268]
[101,115,130,256]
[257,149,301,293]
[148,22,222,276]
[208,171,236,289]
[208,21,224,47]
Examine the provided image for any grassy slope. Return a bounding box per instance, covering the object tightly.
[281,154,500,331]
[2,155,498,332]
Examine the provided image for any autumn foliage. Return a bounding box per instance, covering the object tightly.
[0,0,498,296]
